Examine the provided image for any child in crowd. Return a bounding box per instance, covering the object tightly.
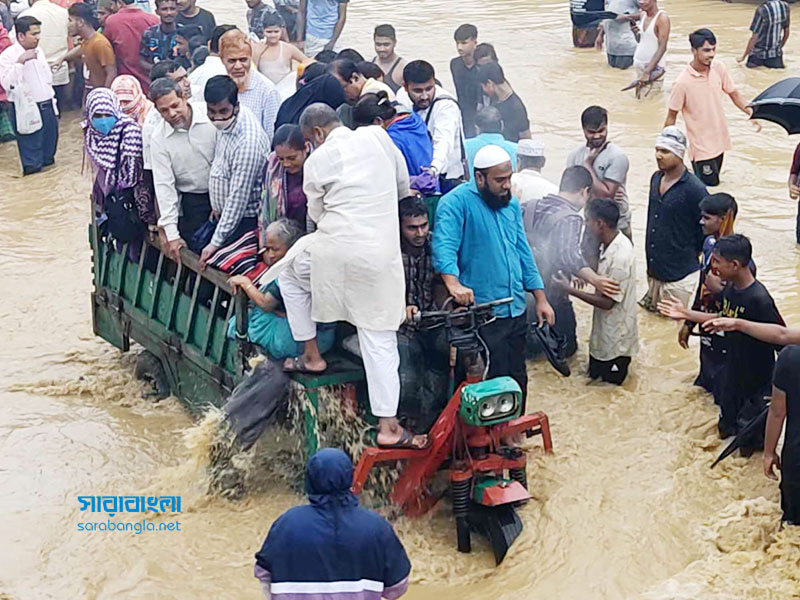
[660,234,783,450]
[553,197,638,385]
[679,193,745,394]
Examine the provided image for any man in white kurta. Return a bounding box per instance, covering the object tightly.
[264,103,426,449]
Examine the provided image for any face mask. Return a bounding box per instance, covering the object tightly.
[211,116,235,131]
[91,116,118,135]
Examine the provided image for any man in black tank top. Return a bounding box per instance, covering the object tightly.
[372,24,405,94]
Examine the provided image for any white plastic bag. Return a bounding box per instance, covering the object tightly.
[9,80,42,135]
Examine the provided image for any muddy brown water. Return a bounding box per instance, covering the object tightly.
[2,0,800,597]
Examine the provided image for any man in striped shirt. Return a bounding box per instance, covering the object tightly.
[739,0,790,69]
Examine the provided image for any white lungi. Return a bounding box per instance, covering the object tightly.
[279,250,400,418]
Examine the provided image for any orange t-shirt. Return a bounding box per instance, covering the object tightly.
[668,60,737,162]
[81,31,115,88]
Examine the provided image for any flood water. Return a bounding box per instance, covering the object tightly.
[3,0,800,597]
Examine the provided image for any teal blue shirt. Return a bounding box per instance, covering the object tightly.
[433,181,544,318]
[464,133,518,175]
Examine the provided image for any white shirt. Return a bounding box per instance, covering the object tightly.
[590,232,639,361]
[512,169,558,204]
[150,101,217,241]
[19,0,69,86]
[188,54,226,98]
[0,42,56,107]
[261,126,411,331]
[396,85,465,180]
[141,107,162,169]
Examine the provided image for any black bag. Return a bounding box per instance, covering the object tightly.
[105,124,145,242]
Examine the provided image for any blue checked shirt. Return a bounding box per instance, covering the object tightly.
[209,105,269,247]
[238,71,281,142]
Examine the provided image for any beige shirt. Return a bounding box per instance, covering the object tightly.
[590,232,639,361]
[150,101,217,241]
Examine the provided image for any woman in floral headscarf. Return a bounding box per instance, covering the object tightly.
[110,75,153,127]
[84,87,155,228]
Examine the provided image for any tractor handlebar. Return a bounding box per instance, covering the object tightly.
[413,297,513,327]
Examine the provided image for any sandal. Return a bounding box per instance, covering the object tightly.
[282,356,326,374]
[378,427,430,450]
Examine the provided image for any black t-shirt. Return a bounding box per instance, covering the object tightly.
[496,92,529,143]
[720,280,783,396]
[177,8,217,43]
[449,57,480,138]
[774,346,800,475]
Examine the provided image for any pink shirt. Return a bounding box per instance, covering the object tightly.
[668,60,737,162]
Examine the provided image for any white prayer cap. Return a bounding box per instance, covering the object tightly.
[473,144,512,169]
[517,139,545,157]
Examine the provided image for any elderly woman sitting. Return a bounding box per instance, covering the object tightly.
[227,218,335,360]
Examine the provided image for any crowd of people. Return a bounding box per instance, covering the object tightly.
[2,0,800,595]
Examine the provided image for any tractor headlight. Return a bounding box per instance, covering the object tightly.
[479,396,498,418]
[498,393,516,415]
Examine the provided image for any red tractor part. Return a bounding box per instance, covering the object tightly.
[351,376,553,518]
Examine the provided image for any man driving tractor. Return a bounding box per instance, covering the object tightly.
[433,144,556,408]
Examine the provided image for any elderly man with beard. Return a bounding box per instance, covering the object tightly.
[218,28,280,141]
[433,145,555,407]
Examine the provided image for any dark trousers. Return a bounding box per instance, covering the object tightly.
[796,199,800,244]
[397,327,449,431]
[694,335,726,397]
[589,355,631,385]
[178,192,212,244]
[692,153,724,187]
[10,100,59,174]
[479,311,529,408]
[551,295,578,358]
[747,55,785,69]
[53,84,70,114]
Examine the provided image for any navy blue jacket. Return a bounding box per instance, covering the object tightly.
[254,448,411,600]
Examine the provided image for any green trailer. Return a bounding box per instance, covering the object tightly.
[90,221,366,454]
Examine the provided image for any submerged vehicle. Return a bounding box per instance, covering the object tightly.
[352,299,554,564]
[91,225,554,564]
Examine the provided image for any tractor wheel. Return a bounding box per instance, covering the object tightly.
[134,350,171,400]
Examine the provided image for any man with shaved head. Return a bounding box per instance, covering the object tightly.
[261,103,428,450]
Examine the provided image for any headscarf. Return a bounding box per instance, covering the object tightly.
[110,75,152,127]
[655,126,687,160]
[83,88,144,191]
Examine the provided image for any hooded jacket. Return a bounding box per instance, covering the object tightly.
[386,111,433,177]
[254,448,411,600]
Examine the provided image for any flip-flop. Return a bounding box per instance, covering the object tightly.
[378,427,430,450]
[282,356,326,374]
